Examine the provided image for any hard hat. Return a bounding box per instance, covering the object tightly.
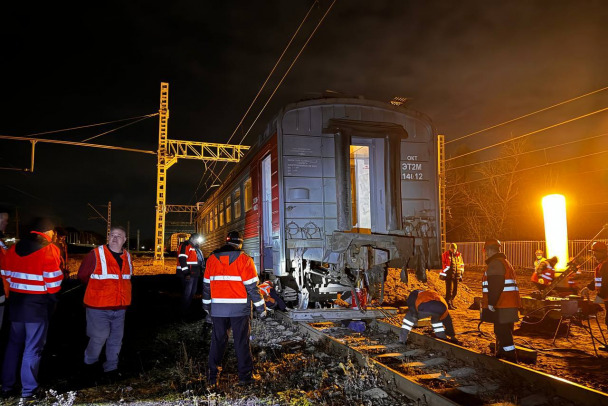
[590,241,607,252]
[535,249,544,256]
[450,243,458,250]
[227,230,243,245]
[483,239,502,250]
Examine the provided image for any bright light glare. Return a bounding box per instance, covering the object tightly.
[542,194,569,271]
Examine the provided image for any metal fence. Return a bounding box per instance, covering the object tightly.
[455,239,608,272]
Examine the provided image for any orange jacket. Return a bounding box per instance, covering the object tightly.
[440,250,464,278]
[259,281,272,296]
[176,241,203,274]
[482,257,521,309]
[415,290,449,320]
[539,263,555,285]
[83,245,133,308]
[202,245,264,317]
[1,233,63,295]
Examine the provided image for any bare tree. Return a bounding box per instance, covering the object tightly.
[447,140,526,241]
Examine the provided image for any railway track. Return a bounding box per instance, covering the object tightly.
[275,310,608,406]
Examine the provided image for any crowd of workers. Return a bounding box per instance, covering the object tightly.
[0,206,607,401]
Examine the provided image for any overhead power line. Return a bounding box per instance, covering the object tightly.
[447,149,608,188]
[0,134,156,155]
[82,115,155,142]
[446,85,608,145]
[190,0,318,203]
[201,0,338,195]
[23,113,159,138]
[446,107,608,162]
[446,131,608,172]
[195,0,337,201]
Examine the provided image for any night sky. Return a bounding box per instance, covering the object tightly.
[1,0,607,242]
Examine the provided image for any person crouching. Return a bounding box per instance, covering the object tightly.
[399,289,460,345]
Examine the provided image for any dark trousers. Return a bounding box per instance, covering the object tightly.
[494,322,515,353]
[268,290,287,311]
[1,321,49,397]
[178,273,200,314]
[444,269,458,301]
[208,315,253,382]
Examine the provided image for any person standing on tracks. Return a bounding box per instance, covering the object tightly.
[398,289,460,345]
[440,243,464,310]
[176,233,205,319]
[77,225,133,381]
[580,241,608,351]
[481,239,521,362]
[0,218,63,401]
[202,230,266,387]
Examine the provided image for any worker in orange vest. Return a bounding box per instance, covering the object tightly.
[1,218,63,401]
[259,280,286,311]
[530,249,546,289]
[580,241,608,351]
[399,289,459,345]
[78,225,133,381]
[203,231,266,387]
[440,243,464,310]
[176,233,205,318]
[537,256,558,290]
[481,239,521,362]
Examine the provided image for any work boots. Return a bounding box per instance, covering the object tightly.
[447,300,457,310]
[496,350,518,363]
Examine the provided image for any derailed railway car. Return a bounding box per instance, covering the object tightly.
[197,96,442,308]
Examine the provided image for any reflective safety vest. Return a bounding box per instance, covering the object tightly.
[203,249,265,316]
[415,290,449,320]
[531,257,546,283]
[0,235,63,295]
[259,281,272,296]
[540,264,555,285]
[482,258,521,309]
[594,258,608,299]
[84,245,132,308]
[401,290,454,340]
[440,250,464,278]
[176,242,199,272]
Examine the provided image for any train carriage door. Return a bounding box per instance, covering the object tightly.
[261,154,273,271]
[331,119,406,234]
[349,137,388,234]
[350,142,373,233]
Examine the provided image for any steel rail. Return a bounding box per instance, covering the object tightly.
[274,311,608,405]
[275,311,458,406]
[373,319,608,406]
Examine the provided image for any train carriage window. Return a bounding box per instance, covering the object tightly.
[226,196,232,223]
[219,203,224,227]
[350,145,371,231]
[234,187,242,219]
[244,177,253,212]
[213,208,218,230]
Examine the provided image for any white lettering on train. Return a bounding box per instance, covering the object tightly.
[401,163,422,171]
